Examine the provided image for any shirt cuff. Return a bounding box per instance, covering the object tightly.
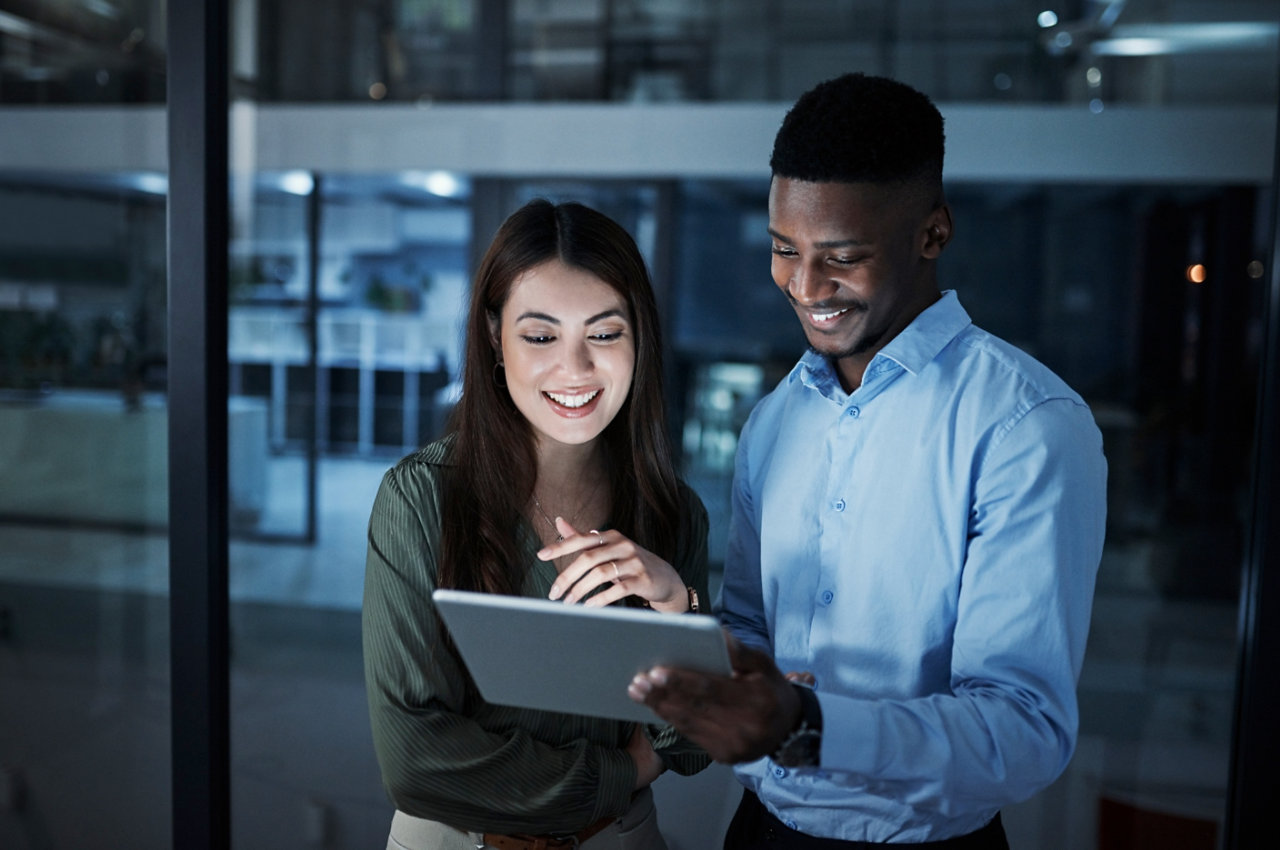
[591,746,637,822]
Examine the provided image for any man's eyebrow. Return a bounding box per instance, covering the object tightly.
[767,227,866,250]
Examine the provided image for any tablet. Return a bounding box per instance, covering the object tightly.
[432,588,731,723]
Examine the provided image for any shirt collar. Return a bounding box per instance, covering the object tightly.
[795,290,971,389]
[876,290,971,375]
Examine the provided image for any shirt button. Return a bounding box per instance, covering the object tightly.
[821,590,834,605]
[846,406,860,418]
[773,766,787,778]
[832,499,845,512]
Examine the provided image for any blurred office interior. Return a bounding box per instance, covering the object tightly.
[1,0,1278,847]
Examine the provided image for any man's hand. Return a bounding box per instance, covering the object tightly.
[628,631,801,764]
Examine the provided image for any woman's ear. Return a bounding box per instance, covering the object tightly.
[921,204,953,259]
[486,309,502,361]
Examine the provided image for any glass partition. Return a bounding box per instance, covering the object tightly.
[3,1,1274,106]
[3,1,1274,846]
[0,168,171,845]
[670,176,1270,846]
[226,166,475,844]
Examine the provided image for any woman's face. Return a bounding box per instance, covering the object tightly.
[494,259,636,453]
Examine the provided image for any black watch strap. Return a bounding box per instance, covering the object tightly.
[772,683,823,767]
[794,683,823,733]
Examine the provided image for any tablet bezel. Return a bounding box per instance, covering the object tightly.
[432,588,730,723]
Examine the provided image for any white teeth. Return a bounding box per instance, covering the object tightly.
[813,308,850,322]
[546,389,600,408]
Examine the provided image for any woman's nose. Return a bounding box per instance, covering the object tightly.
[563,340,594,376]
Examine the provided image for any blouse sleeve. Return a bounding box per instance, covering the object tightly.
[362,461,636,834]
[646,482,714,776]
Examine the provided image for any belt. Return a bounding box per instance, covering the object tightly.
[480,814,616,850]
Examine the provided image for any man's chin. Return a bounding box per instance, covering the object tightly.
[805,334,856,359]
[805,332,880,362]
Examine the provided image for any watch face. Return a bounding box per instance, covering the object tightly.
[776,729,821,767]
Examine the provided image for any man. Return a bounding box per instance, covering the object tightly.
[629,73,1107,848]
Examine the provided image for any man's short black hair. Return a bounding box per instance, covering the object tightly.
[770,73,945,188]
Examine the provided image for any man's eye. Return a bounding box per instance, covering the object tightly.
[771,246,797,258]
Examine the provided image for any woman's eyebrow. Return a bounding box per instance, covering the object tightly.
[515,311,559,324]
[515,309,626,325]
[585,308,626,324]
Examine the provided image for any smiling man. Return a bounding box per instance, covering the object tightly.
[630,73,1108,848]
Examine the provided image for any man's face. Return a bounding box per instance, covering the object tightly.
[767,177,948,389]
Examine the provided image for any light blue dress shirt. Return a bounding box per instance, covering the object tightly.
[718,291,1107,842]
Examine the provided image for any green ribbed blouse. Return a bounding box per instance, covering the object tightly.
[362,438,712,835]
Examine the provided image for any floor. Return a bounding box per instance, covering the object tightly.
[0,455,1240,849]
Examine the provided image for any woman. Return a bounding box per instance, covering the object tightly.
[363,199,710,850]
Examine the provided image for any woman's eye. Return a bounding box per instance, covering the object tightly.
[590,330,625,342]
[520,334,554,345]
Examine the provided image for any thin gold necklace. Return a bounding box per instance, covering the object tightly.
[532,478,603,542]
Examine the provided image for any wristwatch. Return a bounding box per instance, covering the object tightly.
[771,683,823,767]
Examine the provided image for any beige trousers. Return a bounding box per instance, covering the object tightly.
[386,787,667,850]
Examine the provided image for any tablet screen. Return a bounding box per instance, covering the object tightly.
[433,588,731,723]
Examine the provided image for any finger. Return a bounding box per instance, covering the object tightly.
[578,580,631,608]
[554,516,582,542]
[727,638,778,676]
[630,669,727,738]
[538,524,610,563]
[564,561,626,605]
[548,552,605,600]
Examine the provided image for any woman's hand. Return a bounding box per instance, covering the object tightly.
[625,723,665,790]
[541,518,689,612]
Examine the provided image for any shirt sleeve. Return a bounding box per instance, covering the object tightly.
[816,398,1107,814]
[361,463,635,834]
[717,410,774,654]
[647,484,714,776]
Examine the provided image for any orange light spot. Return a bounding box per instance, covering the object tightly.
[1186,264,1206,284]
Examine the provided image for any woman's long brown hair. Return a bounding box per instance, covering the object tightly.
[438,199,681,596]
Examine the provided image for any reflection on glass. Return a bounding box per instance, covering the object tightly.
[667,178,1264,847]
[3,2,1274,106]
[0,167,171,845]
[227,170,476,843]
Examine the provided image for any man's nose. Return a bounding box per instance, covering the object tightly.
[789,260,832,305]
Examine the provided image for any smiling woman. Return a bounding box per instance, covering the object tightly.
[495,260,636,454]
[361,199,711,850]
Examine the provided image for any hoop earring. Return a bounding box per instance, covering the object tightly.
[493,361,507,388]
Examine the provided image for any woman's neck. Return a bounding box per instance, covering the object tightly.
[534,439,605,492]
[530,439,611,545]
